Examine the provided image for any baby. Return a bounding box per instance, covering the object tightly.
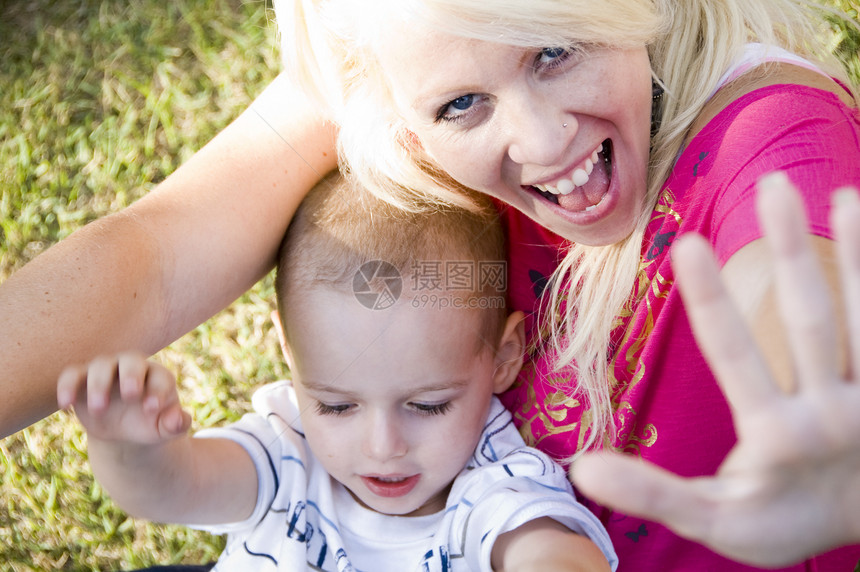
[58,172,617,571]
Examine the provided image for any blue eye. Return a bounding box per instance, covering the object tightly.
[435,94,482,123]
[541,47,567,59]
[537,47,574,68]
[450,94,474,111]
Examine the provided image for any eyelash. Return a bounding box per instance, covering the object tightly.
[316,402,352,416]
[434,95,480,124]
[434,47,575,124]
[411,401,452,416]
[314,401,452,416]
[536,46,575,70]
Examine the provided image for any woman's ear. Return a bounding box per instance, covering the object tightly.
[271,310,294,370]
[493,311,526,394]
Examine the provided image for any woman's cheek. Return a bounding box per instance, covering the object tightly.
[429,142,497,192]
[420,129,482,179]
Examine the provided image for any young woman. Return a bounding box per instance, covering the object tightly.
[276,0,860,567]
[2,0,859,569]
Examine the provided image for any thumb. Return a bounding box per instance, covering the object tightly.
[157,404,192,438]
[571,451,713,538]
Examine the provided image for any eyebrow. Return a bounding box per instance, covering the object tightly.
[411,91,457,114]
[299,378,471,396]
[410,49,533,113]
[409,78,489,113]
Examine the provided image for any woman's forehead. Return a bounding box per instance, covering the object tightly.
[346,0,659,50]
[373,29,525,106]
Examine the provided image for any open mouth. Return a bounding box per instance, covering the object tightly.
[361,474,420,498]
[528,139,613,209]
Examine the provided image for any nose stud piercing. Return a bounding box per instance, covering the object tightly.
[563,123,568,128]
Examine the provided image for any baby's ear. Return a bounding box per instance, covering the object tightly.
[493,311,525,394]
[271,310,294,369]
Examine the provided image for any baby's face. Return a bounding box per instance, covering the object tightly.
[285,289,502,516]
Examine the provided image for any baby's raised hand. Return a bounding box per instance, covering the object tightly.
[57,352,191,444]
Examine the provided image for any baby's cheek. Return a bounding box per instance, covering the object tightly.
[303,422,341,461]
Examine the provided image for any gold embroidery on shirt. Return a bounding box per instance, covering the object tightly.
[514,186,681,457]
[510,362,591,452]
[511,366,576,446]
[606,187,679,455]
[653,193,683,224]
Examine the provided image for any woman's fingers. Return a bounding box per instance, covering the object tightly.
[831,187,860,382]
[572,452,713,540]
[757,172,838,389]
[576,175,860,567]
[671,234,777,417]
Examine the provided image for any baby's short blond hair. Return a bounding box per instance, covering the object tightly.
[276,170,508,351]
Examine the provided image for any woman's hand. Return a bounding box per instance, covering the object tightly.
[58,352,191,444]
[572,173,860,567]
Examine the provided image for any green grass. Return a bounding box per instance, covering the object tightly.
[0,1,286,569]
[0,0,858,571]
[827,1,860,80]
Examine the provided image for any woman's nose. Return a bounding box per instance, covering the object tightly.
[505,95,576,167]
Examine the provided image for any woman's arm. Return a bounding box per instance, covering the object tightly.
[0,72,337,438]
[573,175,860,566]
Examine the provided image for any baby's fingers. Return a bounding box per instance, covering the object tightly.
[139,361,180,415]
[117,352,148,401]
[141,363,190,439]
[84,355,121,412]
[57,364,88,410]
[158,403,192,438]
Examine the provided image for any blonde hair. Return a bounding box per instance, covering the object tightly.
[275,0,855,459]
[276,171,508,347]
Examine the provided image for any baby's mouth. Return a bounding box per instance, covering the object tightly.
[360,474,420,498]
[528,139,613,211]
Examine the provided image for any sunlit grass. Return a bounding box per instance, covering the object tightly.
[1,1,285,569]
[1,0,858,570]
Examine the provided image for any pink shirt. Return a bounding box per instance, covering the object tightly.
[498,84,860,571]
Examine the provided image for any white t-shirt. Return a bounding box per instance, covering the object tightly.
[193,381,618,571]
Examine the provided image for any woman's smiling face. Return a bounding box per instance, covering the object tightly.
[375,25,653,245]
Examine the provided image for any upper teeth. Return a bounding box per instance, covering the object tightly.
[534,143,603,196]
